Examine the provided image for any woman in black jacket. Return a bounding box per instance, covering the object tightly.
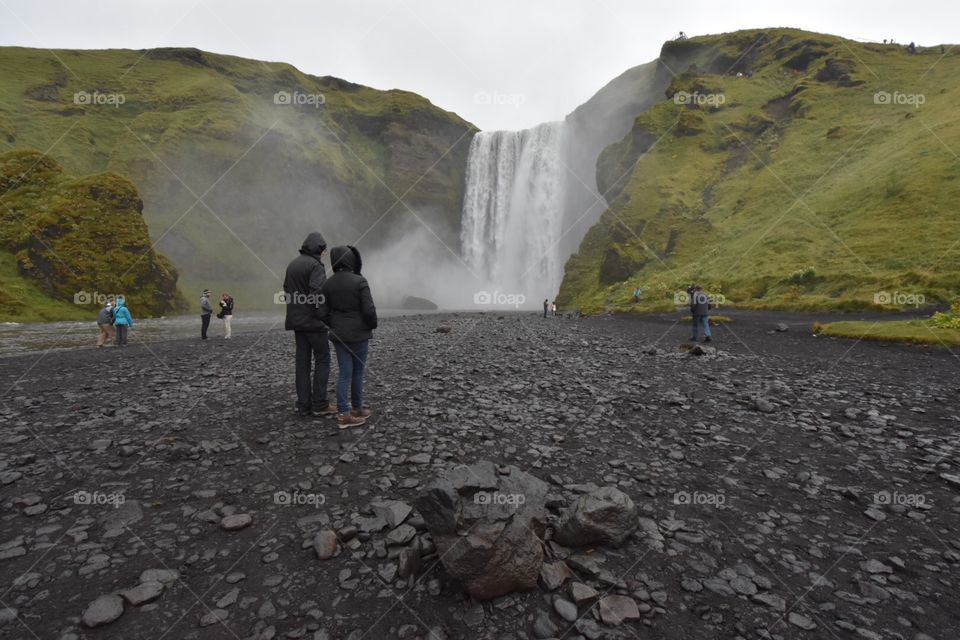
[323,246,377,428]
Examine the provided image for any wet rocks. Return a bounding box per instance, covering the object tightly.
[554,486,637,547]
[415,460,550,600]
[598,595,640,625]
[220,514,252,531]
[313,529,338,560]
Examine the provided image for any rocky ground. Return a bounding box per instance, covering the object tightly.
[0,311,958,640]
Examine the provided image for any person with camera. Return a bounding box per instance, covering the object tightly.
[218,292,234,339]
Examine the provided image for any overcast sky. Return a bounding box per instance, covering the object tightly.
[1,0,956,130]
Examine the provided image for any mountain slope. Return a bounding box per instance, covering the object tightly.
[558,28,960,313]
[0,149,184,321]
[0,47,476,309]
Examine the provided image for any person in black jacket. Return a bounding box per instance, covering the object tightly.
[283,232,335,418]
[323,245,377,428]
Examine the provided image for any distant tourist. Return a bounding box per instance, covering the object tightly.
[200,289,213,340]
[543,299,549,318]
[323,245,377,429]
[551,301,557,316]
[283,232,335,418]
[688,285,712,343]
[633,286,642,303]
[112,296,133,346]
[218,292,234,339]
[96,301,115,347]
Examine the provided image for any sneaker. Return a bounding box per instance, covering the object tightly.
[314,405,338,417]
[337,413,367,429]
[704,337,712,342]
[350,407,372,419]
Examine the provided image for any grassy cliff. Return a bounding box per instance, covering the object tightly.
[0,149,185,321]
[559,29,960,314]
[0,47,476,312]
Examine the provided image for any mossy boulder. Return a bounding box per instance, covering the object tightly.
[0,149,186,316]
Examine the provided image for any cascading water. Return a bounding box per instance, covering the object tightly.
[460,122,569,303]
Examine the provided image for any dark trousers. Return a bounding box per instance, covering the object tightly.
[115,325,128,346]
[201,313,211,339]
[295,331,331,412]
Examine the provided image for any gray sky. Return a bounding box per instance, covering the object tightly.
[1,0,956,130]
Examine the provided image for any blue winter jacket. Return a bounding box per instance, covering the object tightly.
[112,299,134,326]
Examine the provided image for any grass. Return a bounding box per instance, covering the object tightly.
[814,319,960,347]
[0,250,89,322]
[559,28,960,314]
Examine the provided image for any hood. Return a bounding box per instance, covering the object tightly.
[299,232,327,257]
[114,298,126,309]
[330,245,362,274]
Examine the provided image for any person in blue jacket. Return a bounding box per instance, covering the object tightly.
[112,296,134,346]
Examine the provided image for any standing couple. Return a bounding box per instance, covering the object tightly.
[284,232,377,428]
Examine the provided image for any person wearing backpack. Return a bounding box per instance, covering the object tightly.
[689,285,713,342]
[96,301,115,347]
[112,296,133,346]
[323,245,377,429]
[219,292,234,339]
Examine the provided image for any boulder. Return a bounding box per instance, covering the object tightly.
[554,486,638,548]
[415,460,550,600]
[81,594,124,628]
[400,296,438,311]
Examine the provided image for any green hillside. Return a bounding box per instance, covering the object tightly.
[0,149,184,321]
[559,29,960,313]
[0,47,476,311]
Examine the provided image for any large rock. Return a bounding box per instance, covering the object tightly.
[554,486,638,548]
[81,594,124,628]
[415,460,550,600]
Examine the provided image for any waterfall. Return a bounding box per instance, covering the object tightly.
[460,122,569,303]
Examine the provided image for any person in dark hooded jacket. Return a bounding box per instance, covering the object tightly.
[283,232,335,417]
[323,245,377,428]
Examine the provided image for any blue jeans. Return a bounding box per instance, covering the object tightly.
[333,340,368,414]
[691,315,712,340]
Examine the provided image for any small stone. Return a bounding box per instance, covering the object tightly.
[752,592,786,612]
[386,524,417,546]
[200,609,229,626]
[539,561,575,591]
[313,530,338,560]
[570,582,598,604]
[532,612,558,639]
[220,514,252,531]
[553,597,578,622]
[598,595,639,625]
[140,569,179,584]
[788,612,817,630]
[82,594,124,628]
[120,581,164,606]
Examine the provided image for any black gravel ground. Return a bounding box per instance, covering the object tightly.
[0,311,958,640]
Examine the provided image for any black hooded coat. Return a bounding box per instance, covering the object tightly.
[283,232,329,332]
[322,245,378,343]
